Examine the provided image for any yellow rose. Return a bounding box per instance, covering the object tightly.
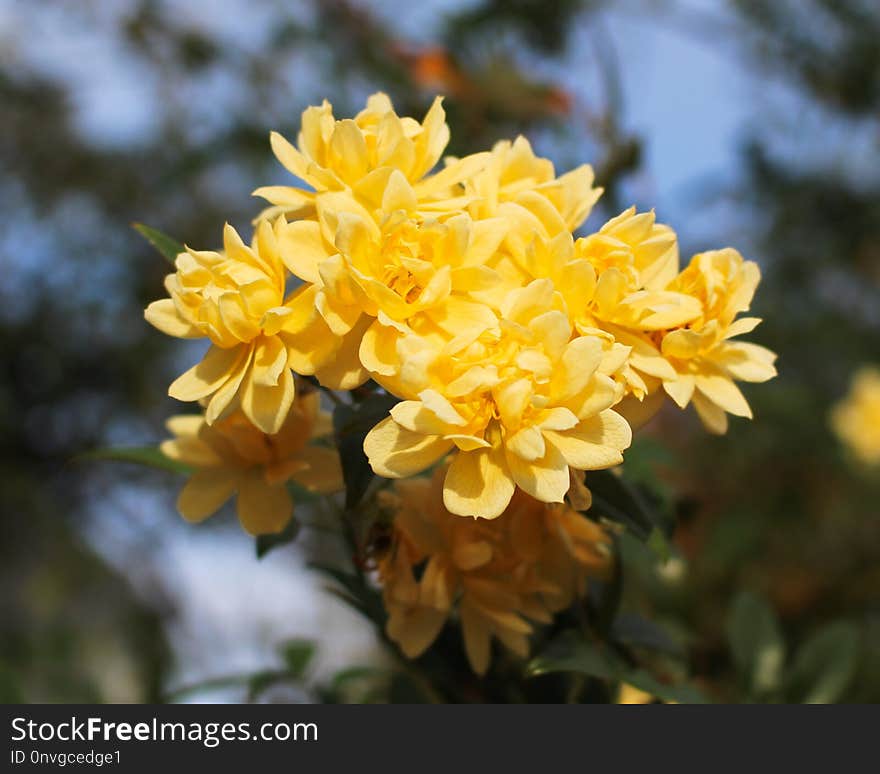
[364,279,632,519]
[661,248,778,433]
[145,220,338,433]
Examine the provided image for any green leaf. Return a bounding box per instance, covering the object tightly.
[331,665,386,690]
[623,669,709,704]
[610,613,684,658]
[332,393,398,512]
[528,631,707,703]
[133,223,184,265]
[78,446,190,475]
[787,622,860,704]
[255,517,301,559]
[726,591,786,698]
[587,469,660,542]
[280,639,316,679]
[526,632,622,680]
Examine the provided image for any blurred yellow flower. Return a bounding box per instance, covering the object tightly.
[364,279,632,519]
[377,470,610,674]
[831,366,880,465]
[160,390,342,535]
[144,220,337,433]
[661,248,778,433]
[254,92,487,221]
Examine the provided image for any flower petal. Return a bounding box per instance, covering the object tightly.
[177,468,238,522]
[443,445,514,519]
[236,472,293,535]
[364,417,453,478]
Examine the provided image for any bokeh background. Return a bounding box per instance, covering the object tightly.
[1,0,878,702]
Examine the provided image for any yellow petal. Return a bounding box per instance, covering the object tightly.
[459,598,492,675]
[692,391,729,434]
[695,373,752,418]
[714,342,778,382]
[544,410,631,470]
[144,298,200,338]
[506,426,545,461]
[663,374,696,408]
[240,361,295,434]
[505,441,569,503]
[177,468,238,522]
[312,314,370,390]
[204,343,254,424]
[236,472,293,535]
[169,344,247,402]
[276,220,331,284]
[443,445,514,519]
[287,447,343,494]
[387,606,447,659]
[364,417,454,478]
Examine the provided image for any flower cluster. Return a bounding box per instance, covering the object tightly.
[146,92,776,523]
[376,468,611,674]
[831,366,880,466]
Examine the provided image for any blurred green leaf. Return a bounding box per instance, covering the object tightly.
[787,622,860,704]
[726,591,786,698]
[527,633,620,680]
[280,639,316,679]
[623,669,709,704]
[528,631,706,702]
[79,446,190,475]
[332,394,398,511]
[255,517,301,559]
[588,470,660,542]
[610,613,684,658]
[133,222,184,265]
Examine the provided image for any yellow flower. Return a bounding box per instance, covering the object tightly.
[831,366,880,465]
[277,192,507,386]
[377,470,610,674]
[451,134,602,240]
[661,249,778,433]
[145,220,338,433]
[254,92,487,221]
[495,207,700,401]
[364,279,632,519]
[160,390,342,535]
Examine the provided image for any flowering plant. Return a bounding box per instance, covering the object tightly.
[126,94,778,701]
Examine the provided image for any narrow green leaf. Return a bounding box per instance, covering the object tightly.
[787,622,860,704]
[610,613,684,658]
[255,517,301,559]
[78,446,190,475]
[623,669,709,704]
[280,639,316,679]
[133,222,184,265]
[332,393,398,512]
[526,632,622,680]
[528,631,707,703]
[726,591,786,698]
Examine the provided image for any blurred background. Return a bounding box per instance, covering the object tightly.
[1,0,878,702]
